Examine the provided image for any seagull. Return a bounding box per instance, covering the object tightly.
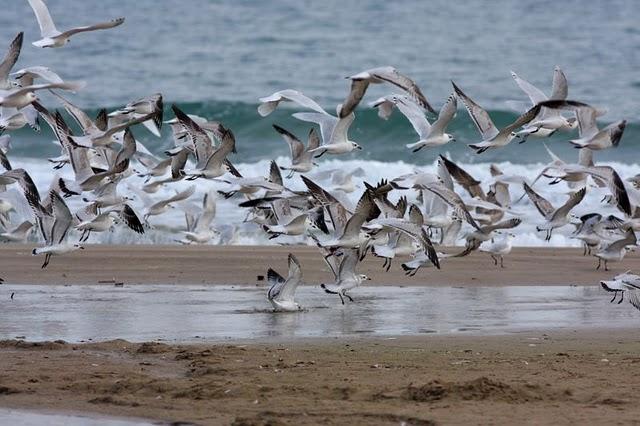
[452,81,541,153]
[258,89,327,117]
[339,66,435,118]
[572,213,608,255]
[455,218,522,257]
[600,271,640,309]
[267,253,304,312]
[510,66,576,141]
[26,0,125,48]
[142,185,195,221]
[75,203,144,242]
[392,93,457,152]
[595,227,637,271]
[306,108,361,157]
[11,66,64,86]
[273,125,319,177]
[479,232,516,268]
[320,248,370,304]
[179,191,219,245]
[539,100,626,150]
[263,207,328,239]
[31,190,84,268]
[420,182,482,231]
[523,183,586,241]
[109,93,163,137]
[0,220,33,242]
[0,81,85,108]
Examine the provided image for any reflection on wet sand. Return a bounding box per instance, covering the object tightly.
[1,285,638,343]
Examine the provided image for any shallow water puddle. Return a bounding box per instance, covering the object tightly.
[0,285,637,343]
[0,408,154,426]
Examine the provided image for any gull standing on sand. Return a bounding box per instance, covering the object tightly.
[479,232,516,268]
[267,253,304,312]
[595,227,637,271]
[452,82,541,153]
[26,0,125,48]
[339,66,435,117]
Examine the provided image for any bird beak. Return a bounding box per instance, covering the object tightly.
[357,146,363,150]
[79,246,85,250]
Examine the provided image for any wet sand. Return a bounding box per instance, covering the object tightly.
[1,331,639,425]
[0,244,635,285]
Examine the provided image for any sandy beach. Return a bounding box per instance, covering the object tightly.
[1,331,639,425]
[0,244,635,286]
[2,244,639,424]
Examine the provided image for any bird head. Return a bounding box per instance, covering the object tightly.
[351,142,362,150]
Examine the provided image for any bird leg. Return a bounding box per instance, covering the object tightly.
[41,253,51,269]
[596,258,601,270]
[610,291,619,303]
[605,260,609,271]
[338,292,345,305]
[583,244,587,256]
[500,256,505,268]
[618,291,625,304]
[386,258,392,272]
[343,292,354,303]
[490,254,497,266]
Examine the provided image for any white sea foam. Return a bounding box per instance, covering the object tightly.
[3,156,638,247]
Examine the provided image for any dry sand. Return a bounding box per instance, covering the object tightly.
[1,331,640,425]
[0,244,636,286]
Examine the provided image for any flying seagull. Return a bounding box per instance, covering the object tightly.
[452,81,541,153]
[340,66,435,117]
[27,0,125,48]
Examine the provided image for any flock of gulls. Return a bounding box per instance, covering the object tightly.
[0,1,639,313]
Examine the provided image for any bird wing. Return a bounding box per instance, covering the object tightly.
[266,268,286,301]
[510,71,548,104]
[550,66,568,100]
[171,104,214,167]
[480,217,522,233]
[50,90,97,133]
[60,18,125,38]
[452,81,499,140]
[279,253,302,301]
[429,93,457,136]
[498,104,542,136]
[371,67,434,113]
[27,0,60,37]
[584,166,632,216]
[422,182,481,230]
[523,183,555,218]
[394,96,431,139]
[339,79,369,118]
[119,204,145,234]
[329,111,355,145]
[273,124,304,163]
[49,190,72,245]
[161,185,195,205]
[539,100,598,139]
[337,249,359,281]
[0,33,23,85]
[301,175,350,234]
[439,155,485,200]
[551,188,586,222]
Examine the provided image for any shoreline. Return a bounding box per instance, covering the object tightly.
[0,244,635,286]
[1,330,640,425]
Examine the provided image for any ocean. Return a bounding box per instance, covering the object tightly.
[0,0,639,246]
